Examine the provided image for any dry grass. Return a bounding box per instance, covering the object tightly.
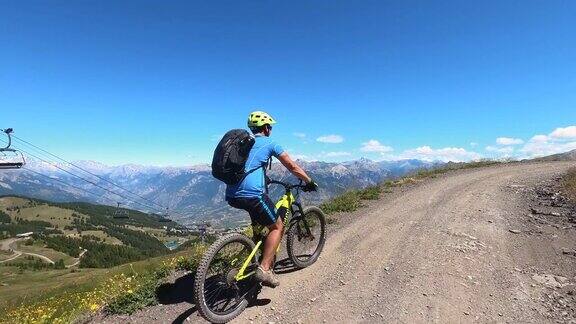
[0,197,89,228]
[15,240,76,266]
[320,186,381,215]
[78,230,124,245]
[1,245,207,322]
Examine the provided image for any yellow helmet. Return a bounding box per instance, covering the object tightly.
[247,111,277,128]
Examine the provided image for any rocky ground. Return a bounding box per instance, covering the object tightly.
[520,175,576,322]
[93,162,576,324]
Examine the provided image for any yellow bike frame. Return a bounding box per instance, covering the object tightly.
[234,192,295,281]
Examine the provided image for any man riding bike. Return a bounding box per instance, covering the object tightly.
[226,111,318,288]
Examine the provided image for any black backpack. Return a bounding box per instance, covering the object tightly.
[211,129,257,185]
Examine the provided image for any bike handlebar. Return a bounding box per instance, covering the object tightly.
[267,179,306,191]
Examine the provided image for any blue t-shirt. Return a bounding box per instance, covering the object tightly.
[226,135,285,199]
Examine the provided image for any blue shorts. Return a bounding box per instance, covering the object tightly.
[227,195,278,226]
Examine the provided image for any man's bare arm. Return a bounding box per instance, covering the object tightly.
[277,152,312,183]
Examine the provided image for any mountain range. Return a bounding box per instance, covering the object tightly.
[0,158,440,227]
[533,149,576,162]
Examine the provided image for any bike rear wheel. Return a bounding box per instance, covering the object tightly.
[286,206,326,269]
[193,233,260,323]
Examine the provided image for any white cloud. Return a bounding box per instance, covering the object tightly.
[530,135,549,143]
[519,125,576,158]
[486,146,514,154]
[521,135,576,157]
[521,140,576,157]
[485,137,523,158]
[550,126,576,139]
[398,146,482,162]
[470,142,478,148]
[324,151,352,157]
[360,140,393,153]
[293,132,306,139]
[496,137,524,145]
[316,135,344,144]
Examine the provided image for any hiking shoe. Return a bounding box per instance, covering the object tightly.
[255,266,280,288]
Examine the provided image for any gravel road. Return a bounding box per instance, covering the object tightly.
[0,237,55,264]
[101,161,576,323]
[0,238,23,263]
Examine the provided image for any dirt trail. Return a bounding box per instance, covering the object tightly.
[0,237,55,264]
[102,162,576,323]
[66,249,87,268]
[0,238,23,263]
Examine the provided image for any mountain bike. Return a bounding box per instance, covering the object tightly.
[193,179,327,323]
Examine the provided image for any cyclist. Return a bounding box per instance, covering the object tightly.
[226,111,318,288]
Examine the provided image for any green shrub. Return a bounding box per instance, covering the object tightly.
[320,185,383,215]
[383,180,395,188]
[320,190,362,215]
[105,245,206,315]
[54,259,65,270]
[357,186,381,200]
[0,210,10,223]
[105,273,160,315]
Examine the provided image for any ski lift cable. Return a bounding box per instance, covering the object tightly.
[7,136,191,219]
[10,134,192,219]
[22,166,122,205]
[12,145,170,215]
[10,134,172,212]
[3,135,190,220]
[24,167,151,220]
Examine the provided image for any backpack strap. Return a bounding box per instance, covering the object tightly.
[244,165,263,177]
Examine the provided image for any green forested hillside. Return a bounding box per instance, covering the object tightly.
[0,196,190,269]
[0,196,205,323]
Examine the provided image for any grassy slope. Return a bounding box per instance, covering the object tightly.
[14,240,76,265]
[0,195,183,254]
[76,230,124,245]
[0,249,191,310]
[0,195,180,230]
[0,196,185,311]
[0,249,14,261]
[0,248,205,324]
[0,197,89,228]
[0,265,106,308]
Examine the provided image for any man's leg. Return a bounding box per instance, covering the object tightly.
[249,195,282,287]
[260,217,284,271]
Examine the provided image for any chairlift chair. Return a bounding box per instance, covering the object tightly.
[0,129,26,169]
[113,202,130,219]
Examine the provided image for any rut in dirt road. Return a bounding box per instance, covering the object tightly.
[97,162,576,323]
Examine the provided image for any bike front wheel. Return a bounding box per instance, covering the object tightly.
[286,206,326,269]
[193,233,260,323]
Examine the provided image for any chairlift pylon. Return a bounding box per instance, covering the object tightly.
[0,128,26,170]
[113,202,129,219]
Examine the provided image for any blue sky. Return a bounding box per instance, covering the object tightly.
[1,1,575,166]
